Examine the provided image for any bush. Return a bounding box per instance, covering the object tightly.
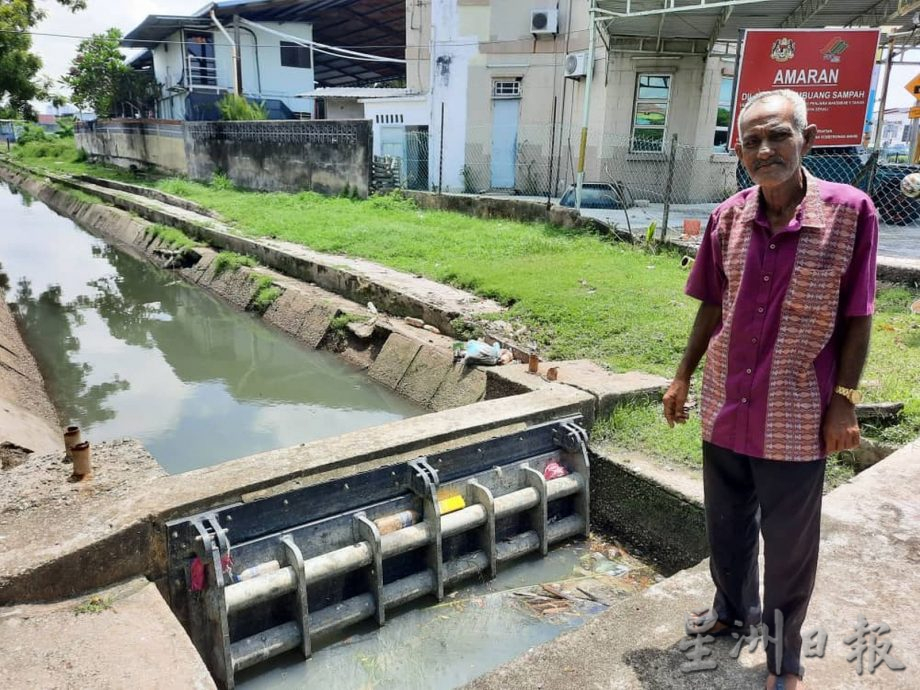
[367,189,417,212]
[210,172,234,191]
[13,139,79,161]
[16,123,52,145]
[216,94,268,121]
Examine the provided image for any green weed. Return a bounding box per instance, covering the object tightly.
[210,172,234,191]
[249,273,282,314]
[73,595,113,615]
[213,251,256,276]
[329,312,368,331]
[145,224,197,251]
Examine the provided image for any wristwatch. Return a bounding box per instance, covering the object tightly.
[834,385,863,405]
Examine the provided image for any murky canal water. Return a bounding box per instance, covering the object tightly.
[0,182,421,473]
[237,535,662,690]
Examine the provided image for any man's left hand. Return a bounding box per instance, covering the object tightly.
[823,395,860,453]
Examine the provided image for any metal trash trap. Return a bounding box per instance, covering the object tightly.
[165,417,591,688]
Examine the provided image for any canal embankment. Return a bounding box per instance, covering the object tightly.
[0,281,60,466]
[0,162,696,614]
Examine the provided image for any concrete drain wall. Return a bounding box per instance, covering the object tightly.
[0,162,704,617]
[0,165,489,414]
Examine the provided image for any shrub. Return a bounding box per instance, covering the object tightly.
[16,123,51,145]
[210,172,234,191]
[216,94,268,121]
[367,189,417,212]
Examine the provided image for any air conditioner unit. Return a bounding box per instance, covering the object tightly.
[531,9,559,35]
[564,51,588,79]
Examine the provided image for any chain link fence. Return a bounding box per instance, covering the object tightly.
[371,122,920,245]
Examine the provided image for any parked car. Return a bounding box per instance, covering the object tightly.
[736,147,920,225]
[559,181,634,209]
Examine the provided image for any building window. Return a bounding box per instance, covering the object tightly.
[713,76,734,151]
[492,79,522,98]
[280,41,312,69]
[632,74,671,152]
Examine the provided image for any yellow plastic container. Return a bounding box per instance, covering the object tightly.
[438,495,466,515]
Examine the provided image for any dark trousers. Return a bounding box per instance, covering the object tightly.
[703,442,825,678]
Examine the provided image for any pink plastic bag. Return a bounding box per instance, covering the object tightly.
[544,461,569,480]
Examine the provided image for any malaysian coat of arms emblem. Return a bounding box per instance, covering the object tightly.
[770,38,796,62]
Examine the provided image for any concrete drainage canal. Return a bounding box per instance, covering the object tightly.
[1,179,667,689]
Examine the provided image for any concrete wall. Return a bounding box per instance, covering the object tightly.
[407,0,739,200]
[183,119,372,196]
[75,120,187,173]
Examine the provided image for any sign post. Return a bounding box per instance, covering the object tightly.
[730,29,880,149]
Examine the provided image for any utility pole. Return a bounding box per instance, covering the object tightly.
[575,0,598,211]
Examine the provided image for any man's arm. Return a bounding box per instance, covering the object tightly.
[663,302,722,427]
[823,315,872,452]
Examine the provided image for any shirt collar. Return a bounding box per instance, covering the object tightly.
[749,168,826,232]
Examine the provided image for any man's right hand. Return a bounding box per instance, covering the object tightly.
[663,378,691,427]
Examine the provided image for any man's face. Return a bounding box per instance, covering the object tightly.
[734,96,816,190]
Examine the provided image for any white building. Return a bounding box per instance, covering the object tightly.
[123,0,405,121]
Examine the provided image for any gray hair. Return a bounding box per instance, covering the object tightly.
[737,89,808,136]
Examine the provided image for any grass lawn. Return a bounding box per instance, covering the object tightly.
[6,141,919,478]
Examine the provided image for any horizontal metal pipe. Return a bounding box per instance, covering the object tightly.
[312,594,375,636]
[229,517,583,672]
[225,473,584,614]
[231,621,300,673]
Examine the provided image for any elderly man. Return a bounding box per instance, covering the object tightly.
[663,89,878,690]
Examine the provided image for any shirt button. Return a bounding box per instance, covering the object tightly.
[757,306,764,313]
[769,243,776,250]
[763,275,770,282]
[746,368,752,374]
[751,337,758,344]
[742,397,748,403]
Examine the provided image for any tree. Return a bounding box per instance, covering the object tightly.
[113,70,160,119]
[0,1,86,118]
[50,93,68,115]
[62,28,128,118]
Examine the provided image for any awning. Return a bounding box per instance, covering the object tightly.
[594,0,920,54]
[122,15,214,49]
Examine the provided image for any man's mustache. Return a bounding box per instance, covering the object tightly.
[755,158,784,169]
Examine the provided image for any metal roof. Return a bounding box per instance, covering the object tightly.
[122,15,213,49]
[122,0,405,87]
[595,0,920,53]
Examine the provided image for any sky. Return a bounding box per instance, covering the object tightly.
[26,1,920,115]
[31,0,193,106]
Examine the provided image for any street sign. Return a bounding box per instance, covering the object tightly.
[909,105,920,119]
[905,73,920,100]
[731,29,879,148]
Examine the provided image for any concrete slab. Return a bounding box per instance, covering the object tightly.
[396,344,454,407]
[533,360,670,419]
[296,303,337,348]
[368,332,422,389]
[430,363,488,411]
[0,577,215,689]
[468,438,920,690]
[262,289,311,335]
[0,439,165,603]
[179,247,217,285]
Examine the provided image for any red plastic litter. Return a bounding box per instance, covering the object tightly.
[544,461,569,480]
[190,556,206,592]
